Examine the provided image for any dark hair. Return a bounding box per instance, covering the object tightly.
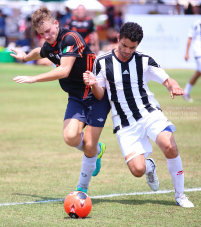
[31,6,55,28]
[120,22,143,44]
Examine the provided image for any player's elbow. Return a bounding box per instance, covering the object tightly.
[96,94,104,100]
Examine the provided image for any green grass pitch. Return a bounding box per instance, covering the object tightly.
[0,63,201,227]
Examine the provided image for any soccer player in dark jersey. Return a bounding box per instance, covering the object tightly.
[69,5,100,55]
[83,22,194,208]
[10,7,110,194]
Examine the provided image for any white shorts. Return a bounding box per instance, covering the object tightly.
[116,110,176,163]
[195,57,201,72]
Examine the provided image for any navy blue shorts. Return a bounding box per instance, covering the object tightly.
[64,91,111,127]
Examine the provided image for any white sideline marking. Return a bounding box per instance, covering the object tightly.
[0,188,201,207]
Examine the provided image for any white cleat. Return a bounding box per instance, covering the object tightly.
[182,93,193,102]
[176,194,194,208]
[146,158,159,191]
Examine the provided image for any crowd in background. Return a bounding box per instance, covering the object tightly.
[0,0,200,65]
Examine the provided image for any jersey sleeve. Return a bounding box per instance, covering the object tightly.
[145,56,169,84]
[61,32,86,58]
[40,45,47,58]
[93,58,106,87]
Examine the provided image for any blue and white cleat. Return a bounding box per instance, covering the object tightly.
[176,194,194,208]
[92,142,106,177]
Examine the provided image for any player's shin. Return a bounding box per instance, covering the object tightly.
[166,154,184,198]
[77,155,96,190]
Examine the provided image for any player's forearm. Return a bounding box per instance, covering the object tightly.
[185,38,192,55]
[163,77,178,92]
[91,83,104,100]
[33,65,70,82]
[24,48,42,62]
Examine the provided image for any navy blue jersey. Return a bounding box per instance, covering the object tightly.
[69,16,95,45]
[40,28,95,99]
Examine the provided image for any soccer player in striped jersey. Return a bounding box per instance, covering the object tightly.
[10,7,110,194]
[183,19,201,102]
[83,22,194,208]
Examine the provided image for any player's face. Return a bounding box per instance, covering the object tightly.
[36,20,59,45]
[118,36,138,61]
[77,5,86,19]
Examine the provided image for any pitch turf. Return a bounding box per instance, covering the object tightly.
[0,63,201,227]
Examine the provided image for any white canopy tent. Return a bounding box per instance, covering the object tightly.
[64,0,106,12]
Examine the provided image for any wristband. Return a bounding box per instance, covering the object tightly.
[22,56,27,62]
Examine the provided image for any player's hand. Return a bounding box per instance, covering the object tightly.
[185,53,189,61]
[83,71,97,86]
[13,76,36,84]
[170,85,184,99]
[10,49,26,62]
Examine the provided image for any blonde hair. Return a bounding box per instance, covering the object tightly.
[31,6,55,28]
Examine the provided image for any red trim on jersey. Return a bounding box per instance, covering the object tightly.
[83,53,96,99]
[62,32,85,57]
[85,17,92,20]
[51,41,57,47]
[76,28,88,33]
[84,35,90,44]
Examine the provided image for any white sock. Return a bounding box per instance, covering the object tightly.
[77,155,96,189]
[184,83,193,95]
[166,155,184,198]
[145,159,154,174]
[76,132,84,151]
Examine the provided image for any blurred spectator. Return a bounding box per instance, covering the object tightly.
[60,7,72,28]
[0,10,5,36]
[185,1,201,14]
[102,28,118,52]
[107,6,115,28]
[114,11,123,32]
[0,9,6,47]
[68,5,100,55]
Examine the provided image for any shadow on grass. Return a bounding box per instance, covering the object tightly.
[92,198,175,206]
[12,193,175,206]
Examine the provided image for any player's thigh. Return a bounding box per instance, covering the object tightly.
[63,118,85,139]
[156,130,178,158]
[127,154,146,177]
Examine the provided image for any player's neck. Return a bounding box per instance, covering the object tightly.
[114,49,131,62]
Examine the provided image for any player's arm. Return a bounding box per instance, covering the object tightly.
[185,37,192,61]
[13,56,76,84]
[10,47,42,62]
[162,77,184,99]
[83,71,105,100]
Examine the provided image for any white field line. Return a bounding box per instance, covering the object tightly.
[0,187,201,207]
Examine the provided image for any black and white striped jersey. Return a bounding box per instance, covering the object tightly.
[188,19,201,57]
[93,49,169,131]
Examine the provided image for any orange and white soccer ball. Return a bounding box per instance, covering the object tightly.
[64,191,92,218]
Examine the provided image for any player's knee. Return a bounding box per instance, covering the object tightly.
[163,140,178,158]
[63,131,79,147]
[129,165,145,177]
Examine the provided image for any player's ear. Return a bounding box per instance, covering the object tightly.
[117,34,120,42]
[54,20,59,28]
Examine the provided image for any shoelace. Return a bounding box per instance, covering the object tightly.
[179,194,188,200]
